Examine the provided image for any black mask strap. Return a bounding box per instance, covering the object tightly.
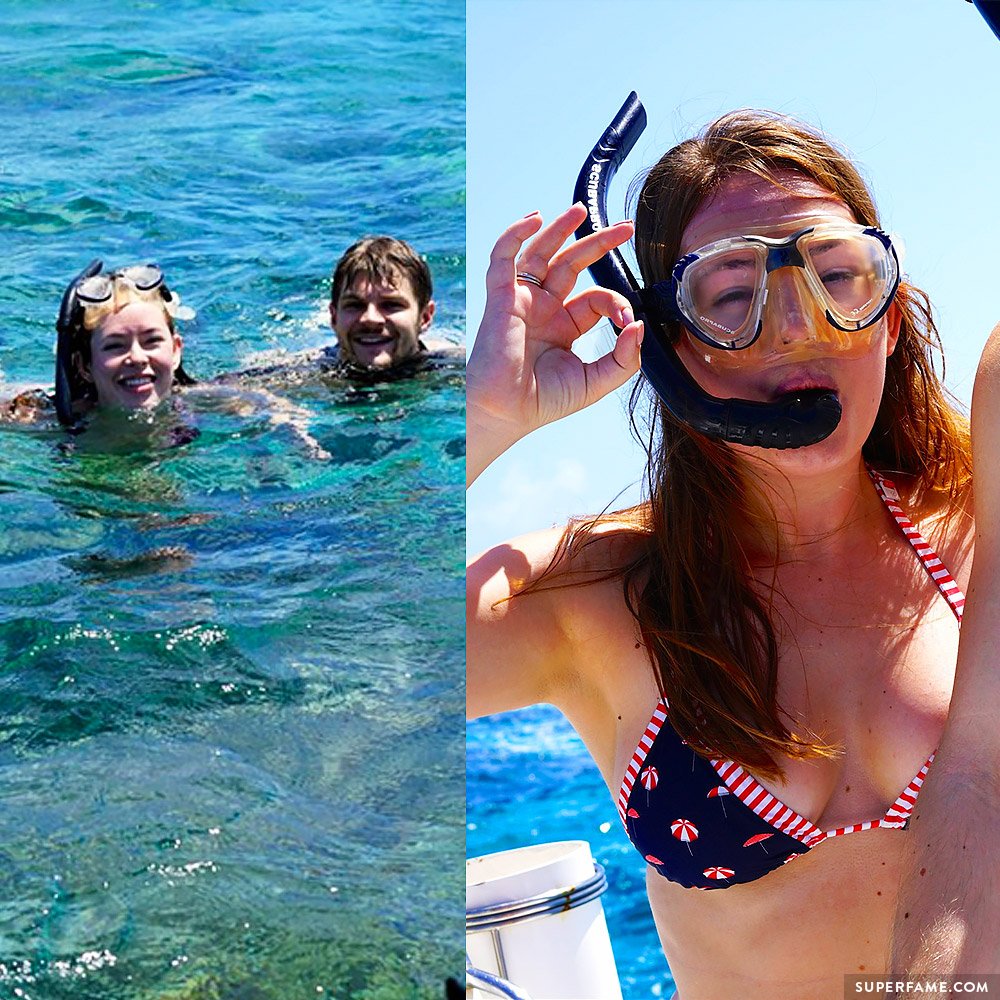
[971,0,1000,42]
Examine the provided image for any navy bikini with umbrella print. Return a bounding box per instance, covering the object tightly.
[617,471,965,890]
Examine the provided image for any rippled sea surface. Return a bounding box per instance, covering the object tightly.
[0,2,465,997]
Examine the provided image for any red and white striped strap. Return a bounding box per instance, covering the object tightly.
[869,470,965,622]
[709,750,936,847]
[709,758,824,845]
[617,700,668,826]
[817,752,935,843]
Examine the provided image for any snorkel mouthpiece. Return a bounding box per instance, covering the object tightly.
[639,325,842,449]
[572,92,843,449]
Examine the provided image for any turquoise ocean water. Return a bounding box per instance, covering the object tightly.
[0,2,465,997]
[467,709,673,999]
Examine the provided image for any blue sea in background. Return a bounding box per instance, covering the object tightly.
[467,708,674,999]
[0,2,464,998]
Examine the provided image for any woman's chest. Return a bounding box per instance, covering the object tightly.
[575,500,972,816]
[599,541,966,835]
[770,606,958,829]
[765,542,964,825]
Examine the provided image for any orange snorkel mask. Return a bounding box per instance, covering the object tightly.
[573,94,898,450]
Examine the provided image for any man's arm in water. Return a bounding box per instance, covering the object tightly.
[185,382,331,460]
[890,324,1000,976]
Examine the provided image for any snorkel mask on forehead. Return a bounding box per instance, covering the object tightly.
[76,263,168,311]
[55,259,196,428]
[573,94,901,449]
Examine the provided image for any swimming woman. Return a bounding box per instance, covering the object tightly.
[467,110,995,996]
[3,260,330,457]
[1,261,196,427]
[54,260,196,426]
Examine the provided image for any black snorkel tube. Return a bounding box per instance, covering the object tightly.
[572,92,843,449]
[55,257,103,429]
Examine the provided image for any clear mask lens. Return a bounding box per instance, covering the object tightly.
[799,227,896,328]
[674,223,898,354]
[76,274,115,304]
[76,264,164,304]
[682,243,766,349]
[116,264,164,292]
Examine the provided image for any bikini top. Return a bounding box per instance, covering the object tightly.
[617,471,965,890]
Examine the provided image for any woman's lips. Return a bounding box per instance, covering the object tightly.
[770,374,837,400]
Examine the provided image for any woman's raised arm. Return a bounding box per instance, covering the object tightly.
[466,528,579,721]
[890,322,1000,975]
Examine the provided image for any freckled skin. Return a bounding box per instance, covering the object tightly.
[468,180,976,998]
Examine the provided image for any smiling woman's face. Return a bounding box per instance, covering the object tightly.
[84,301,183,411]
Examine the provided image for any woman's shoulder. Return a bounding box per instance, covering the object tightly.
[467,515,649,722]
[469,510,649,586]
[467,512,651,652]
[881,468,975,580]
[875,467,972,518]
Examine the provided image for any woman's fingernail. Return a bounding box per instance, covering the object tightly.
[523,210,541,218]
[622,306,634,327]
[636,320,644,348]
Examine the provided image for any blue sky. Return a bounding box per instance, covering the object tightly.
[467,0,1000,556]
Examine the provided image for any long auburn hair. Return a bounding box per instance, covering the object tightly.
[541,111,971,780]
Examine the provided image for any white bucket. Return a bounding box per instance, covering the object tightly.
[466,840,623,1000]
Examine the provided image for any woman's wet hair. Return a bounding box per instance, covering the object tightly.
[632,110,882,290]
[524,110,972,779]
[330,236,432,311]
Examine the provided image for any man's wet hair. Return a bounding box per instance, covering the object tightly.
[331,236,433,311]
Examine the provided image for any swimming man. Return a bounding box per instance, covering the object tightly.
[326,235,461,375]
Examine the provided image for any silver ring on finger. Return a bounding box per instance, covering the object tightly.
[515,271,544,288]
